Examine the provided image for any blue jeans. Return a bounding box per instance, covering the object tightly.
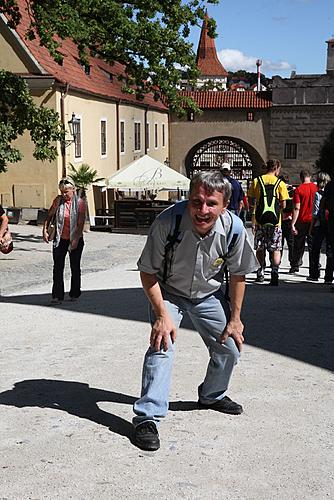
[133,290,240,426]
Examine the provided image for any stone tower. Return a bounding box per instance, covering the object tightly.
[195,14,228,90]
[326,38,334,74]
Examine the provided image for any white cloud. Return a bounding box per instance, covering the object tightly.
[217,49,295,76]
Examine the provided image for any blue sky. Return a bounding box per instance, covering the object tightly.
[189,0,334,77]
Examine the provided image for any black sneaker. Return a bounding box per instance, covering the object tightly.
[133,421,160,451]
[269,272,279,286]
[198,396,243,415]
[289,267,299,274]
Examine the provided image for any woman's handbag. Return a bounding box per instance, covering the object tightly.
[0,228,13,254]
[46,214,57,241]
[46,196,60,241]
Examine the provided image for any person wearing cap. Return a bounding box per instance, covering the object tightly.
[220,163,245,216]
[43,178,87,305]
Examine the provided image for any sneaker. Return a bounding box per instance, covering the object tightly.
[306,276,319,282]
[133,421,160,451]
[289,267,299,274]
[255,269,264,283]
[198,396,243,415]
[324,280,332,285]
[49,298,62,306]
[269,272,279,286]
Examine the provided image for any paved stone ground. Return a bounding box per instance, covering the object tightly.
[0,224,333,499]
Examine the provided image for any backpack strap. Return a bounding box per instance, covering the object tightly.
[273,176,282,193]
[258,175,282,198]
[162,202,187,283]
[223,211,244,301]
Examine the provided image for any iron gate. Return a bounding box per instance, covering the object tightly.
[187,138,253,185]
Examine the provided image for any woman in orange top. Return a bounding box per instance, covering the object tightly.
[43,178,86,304]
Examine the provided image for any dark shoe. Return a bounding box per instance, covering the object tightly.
[289,267,299,274]
[269,272,279,286]
[198,396,243,415]
[255,275,264,283]
[133,421,160,451]
[49,298,62,306]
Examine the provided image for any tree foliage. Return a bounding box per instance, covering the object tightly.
[316,128,334,178]
[0,69,64,173]
[68,162,104,197]
[228,70,271,89]
[0,0,218,170]
[1,0,218,113]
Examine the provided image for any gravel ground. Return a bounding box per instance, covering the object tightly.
[0,223,333,500]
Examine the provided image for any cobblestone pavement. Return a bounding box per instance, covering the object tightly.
[0,224,147,296]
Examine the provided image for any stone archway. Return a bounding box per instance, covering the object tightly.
[185,136,263,188]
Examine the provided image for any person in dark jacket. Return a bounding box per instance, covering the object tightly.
[220,163,244,216]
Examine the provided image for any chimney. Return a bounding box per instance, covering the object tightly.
[256,59,262,91]
[326,38,334,74]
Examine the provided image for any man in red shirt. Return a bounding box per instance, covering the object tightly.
[290,169,318,273]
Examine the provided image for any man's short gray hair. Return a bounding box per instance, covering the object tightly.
[189,171,232,202]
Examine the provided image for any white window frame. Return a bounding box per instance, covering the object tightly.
[120,120,125,154]
[154,122,158,149]
[134,121,141,152]
[162,123,166,148]
[100,118,107,158]
[73,114,83,162]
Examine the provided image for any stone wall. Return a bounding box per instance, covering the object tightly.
[170,108,270,176]
[270,73,334,182]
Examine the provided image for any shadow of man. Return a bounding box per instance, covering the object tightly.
[0,379,136,440]
[0,379,202,448]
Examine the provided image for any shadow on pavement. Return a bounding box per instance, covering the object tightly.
[0,379,198,439]
[2,281,333,372]
[11,232,44,243]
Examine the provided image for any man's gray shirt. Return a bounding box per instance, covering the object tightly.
[137,201,259,299]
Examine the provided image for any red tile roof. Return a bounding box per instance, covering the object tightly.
[179,90,272,109]
[8,2,167,111]
[196,15,228,77]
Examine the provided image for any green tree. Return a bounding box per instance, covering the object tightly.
[1,0,218,111]
[68,162,104,198]
[0,69,64,173]
[228,70,271,89]
[0,0,218,171]
[316,128,334,178]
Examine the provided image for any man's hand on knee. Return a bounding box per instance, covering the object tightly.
[221,319,244,352]
[150,315,177,351]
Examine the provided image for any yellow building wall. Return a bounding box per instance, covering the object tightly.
[61,93,118,220]
[119,106,169,167]
[0,21,37,73]
[0,89,60,208]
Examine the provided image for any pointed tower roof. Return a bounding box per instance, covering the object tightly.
[196,14,228,77]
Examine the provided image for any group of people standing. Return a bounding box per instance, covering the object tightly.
[244,159,333,287]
